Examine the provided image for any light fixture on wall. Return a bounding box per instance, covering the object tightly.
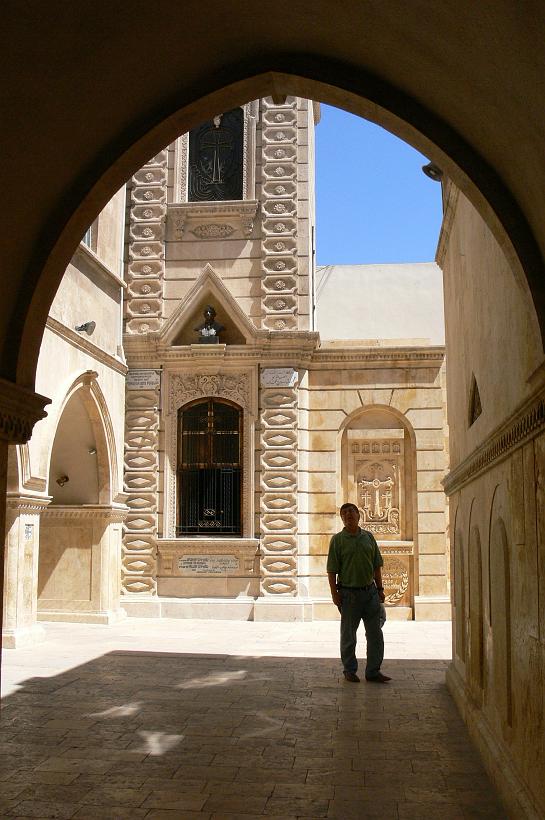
[88,447,97,455]
[56,475,69,487]
[75,321,96,335]
[421,162,443,181]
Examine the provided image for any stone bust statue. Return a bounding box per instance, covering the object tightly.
[195,305,225,343]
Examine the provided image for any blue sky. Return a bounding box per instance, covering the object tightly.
[315,104,443,265]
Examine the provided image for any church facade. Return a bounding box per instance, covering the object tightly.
[121,96,449,621]
[3,96,450,647]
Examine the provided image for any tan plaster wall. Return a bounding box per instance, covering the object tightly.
[442,189,544,469]
[297,353,448,611]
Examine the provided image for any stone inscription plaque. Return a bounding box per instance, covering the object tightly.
[382,555,411,606]
[127,369,161,391]
[177,555,240,574]
[260,368,297,387]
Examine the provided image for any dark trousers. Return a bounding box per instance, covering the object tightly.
[339,586,384,678]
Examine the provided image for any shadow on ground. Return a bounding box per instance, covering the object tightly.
[0,653,506,819]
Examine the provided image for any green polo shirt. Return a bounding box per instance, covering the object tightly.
[326,527,383,587]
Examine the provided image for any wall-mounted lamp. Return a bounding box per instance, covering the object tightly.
[56,475,69,487]
[75,321,96,335]
[421,162,443,182]
[88,447,97,455]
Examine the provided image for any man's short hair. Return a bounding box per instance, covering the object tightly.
[340,502,359,515]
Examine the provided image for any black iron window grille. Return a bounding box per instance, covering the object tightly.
[177,398,242,536]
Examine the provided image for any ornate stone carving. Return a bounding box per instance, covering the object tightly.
[122,375,160,596]
[125,150,166,335]
[191,223,235,239]
[259,97,298,331]
[259,371,298,595]
[0,379,50,443]
[350,434,404,538]
[168,373,250,413]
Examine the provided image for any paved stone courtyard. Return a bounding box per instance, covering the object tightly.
[1,619,506,819]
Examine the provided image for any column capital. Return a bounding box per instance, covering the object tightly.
[0,378,50,443]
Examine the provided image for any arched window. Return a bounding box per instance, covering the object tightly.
[188,108,244,201]
[177,398,242,535]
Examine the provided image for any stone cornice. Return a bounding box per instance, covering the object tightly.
[435,178,459,267]
[167,199,260,239]
[6,493,52,513]
[41,504,129,522]
[158,538,260,555]
[46,317,128,375]
[443,387,545,495]
[311,346,445,367]
[0,379,51,443]
[76,242,127,290]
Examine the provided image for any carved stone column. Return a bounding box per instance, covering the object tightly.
[0,378,50,657]
[125,149,167,334]
[260,97,299,331]
[3,495,50,648]
[255,367,299,618]
[122,378,160,596]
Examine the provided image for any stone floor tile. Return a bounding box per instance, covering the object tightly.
[3,800,79,819]
[202,795,268,813]
[327,799,399,819]
[264,796,329,816]
[398,802,465,820]
[72,807,148,819]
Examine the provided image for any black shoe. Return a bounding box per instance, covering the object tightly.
[343,671,360,683]
[365,672,391,683]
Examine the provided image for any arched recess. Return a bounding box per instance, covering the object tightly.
[44,372,119,505]
[468,498,485,699]
[338,404,418,615]
[451,501,466,666]
[14,69,544,391]
[489,483,513,731]
[38,372,124,623]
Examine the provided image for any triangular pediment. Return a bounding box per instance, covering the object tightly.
[160,264,258,346]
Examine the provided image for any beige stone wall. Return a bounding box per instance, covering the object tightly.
[440,183,545,817]
[298,346,449,619]
[3,194,128,646]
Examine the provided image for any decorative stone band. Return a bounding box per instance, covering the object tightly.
[40,504,129,523]
[6,495,51,514]
[0,378,51,443]
[443,388,545,495]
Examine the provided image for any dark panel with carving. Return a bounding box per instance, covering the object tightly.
[188,108,243,202]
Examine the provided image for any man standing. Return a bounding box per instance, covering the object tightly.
[327,502,391,683]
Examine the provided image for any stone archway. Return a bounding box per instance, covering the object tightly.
[37,374,126,625]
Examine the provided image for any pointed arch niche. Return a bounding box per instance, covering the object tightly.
[38,373,126,624]
[339,405,418,617]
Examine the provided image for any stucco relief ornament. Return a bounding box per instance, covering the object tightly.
[273,241,286,251]
[274,167,285,176]
[274,261,286,270]
[139,323,150,333]
[141,246,152,255]
[143,209,153,218]
[274,149,286,158]
[275,131,286,141]
[274,185,286,194]
[145,172,154,181]
[274,280,285,289]
[142,227,154,237]
[274,113,285,122]
[273,203,286,213]
[274,319,286,329]
[140,303,151,314]
[143,191,153,200]
[141,284,152,294]
[274,299,287,310]
[191,223,235,239]
[169,373,250,412]
[142,265,152,274]
[274,223,286,233]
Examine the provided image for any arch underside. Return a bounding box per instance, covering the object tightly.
[3,3,545,386]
